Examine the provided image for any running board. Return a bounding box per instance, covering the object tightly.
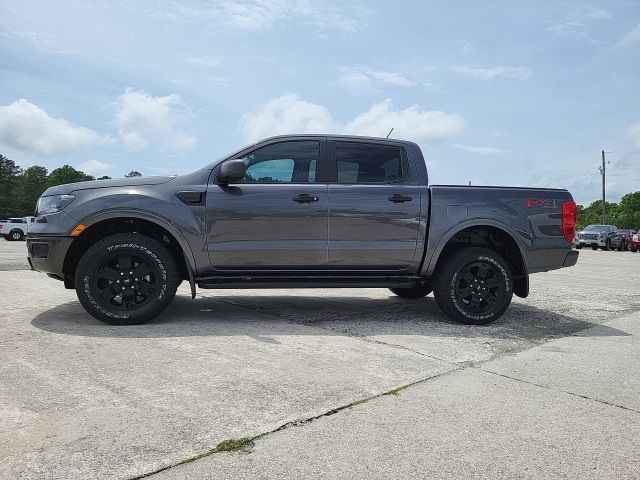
[197,275,421,289]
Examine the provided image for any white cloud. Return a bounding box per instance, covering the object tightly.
[0,28,83,56]
[454,144,508,155]
[241,93,338,141]
[76,159,113,176]
[618,24,640,47]
[453,65,531,80]
[115,88,196,151]
[241,94,464,145]
[548,5,610,42]
[149,1,369,33]
[339,71,373,91]
[0,99,112,155]
[183,54,222,67]
[627,121,640,148]
[344,100,465,144]
[339,66,414,92]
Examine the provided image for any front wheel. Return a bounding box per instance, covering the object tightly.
[591,245,599,250]
[74,233,180,325]
[574,244,582,249]
[433,247,513,325]
[389,284,432,299]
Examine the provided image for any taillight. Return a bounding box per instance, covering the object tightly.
[561,201,577,243]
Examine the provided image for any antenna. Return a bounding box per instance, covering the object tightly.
[386,127,394,138]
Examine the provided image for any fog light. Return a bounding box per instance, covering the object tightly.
[31,243,49,258]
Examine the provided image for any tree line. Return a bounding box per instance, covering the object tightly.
[1,153,639,229]
[575,193,640,231]
[0,154,141,217]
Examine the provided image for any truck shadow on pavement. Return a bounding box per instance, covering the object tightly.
[31,292,630,342]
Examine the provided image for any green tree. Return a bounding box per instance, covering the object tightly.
[614,191,640,229]
[97,175,112,180]
[0,154,22,217]
[125,171,142,178]
[576,199,620,230]
[46,165,94,187]
[17,166,48,214]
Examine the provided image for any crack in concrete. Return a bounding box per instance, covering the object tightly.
[476,367,640,415]
[214,298,457,365]
[128,366,463,479]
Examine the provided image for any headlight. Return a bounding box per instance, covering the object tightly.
[36,194,76,215]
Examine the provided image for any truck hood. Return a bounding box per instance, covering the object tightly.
[42,176,175,196]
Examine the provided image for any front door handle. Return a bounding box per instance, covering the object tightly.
[388,194,412,203]
[293,194,319,203]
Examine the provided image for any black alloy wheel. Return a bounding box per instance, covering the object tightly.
[433,247,513,325]
[93,251,161,312]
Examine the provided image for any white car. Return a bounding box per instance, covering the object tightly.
[0,217,34,241]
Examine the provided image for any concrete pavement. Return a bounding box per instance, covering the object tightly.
[0,240,639,479]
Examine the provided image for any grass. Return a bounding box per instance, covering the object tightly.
[182,437,255,465]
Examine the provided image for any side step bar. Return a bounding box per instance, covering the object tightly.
[197,275,422,290]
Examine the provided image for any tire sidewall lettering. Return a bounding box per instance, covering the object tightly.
[83,242,168,319]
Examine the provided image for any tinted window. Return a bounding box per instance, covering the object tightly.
[335,142,406,184]
[238,141,319,184]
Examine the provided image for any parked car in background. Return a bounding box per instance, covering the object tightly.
[629,232,640,252]
[0,217,34,241]
[574,224,618,250]
[611,229,635,251]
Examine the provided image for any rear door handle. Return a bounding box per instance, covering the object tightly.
[293,194,319,203]
[388,194,412,203]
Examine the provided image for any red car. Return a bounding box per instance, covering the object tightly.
[629,231,640,252]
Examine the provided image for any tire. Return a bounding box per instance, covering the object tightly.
[433,247,513,325]
[389,284,432,299]
[574,244,582,249]
[8,229,24,241]
[631,248,638,253]
[74,233,180,325]
[591,245,599,250]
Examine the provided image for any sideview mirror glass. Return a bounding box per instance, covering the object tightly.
[218,159,246,184]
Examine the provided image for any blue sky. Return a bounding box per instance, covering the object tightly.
[1,0,639,204]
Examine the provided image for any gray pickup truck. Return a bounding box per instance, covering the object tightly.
[27,135,578,326]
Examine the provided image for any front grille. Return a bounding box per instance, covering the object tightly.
[581,234,598,240]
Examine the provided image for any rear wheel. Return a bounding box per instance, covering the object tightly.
[433,247,513,325]
[8,229,24,241]
[74,233,180,325]
[389,284,432,299]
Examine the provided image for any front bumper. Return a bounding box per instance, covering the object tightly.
[27,235,74,275]
[574,238,606,247]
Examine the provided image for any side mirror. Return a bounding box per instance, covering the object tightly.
[217,159,246,184]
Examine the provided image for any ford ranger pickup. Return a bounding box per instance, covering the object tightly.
[27,135,579,325]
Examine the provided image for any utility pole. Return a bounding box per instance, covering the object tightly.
[598,150,610,224]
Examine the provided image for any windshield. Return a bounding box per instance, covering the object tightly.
[583,225,609,232]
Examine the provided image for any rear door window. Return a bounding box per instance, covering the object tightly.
[335,142,407,184]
